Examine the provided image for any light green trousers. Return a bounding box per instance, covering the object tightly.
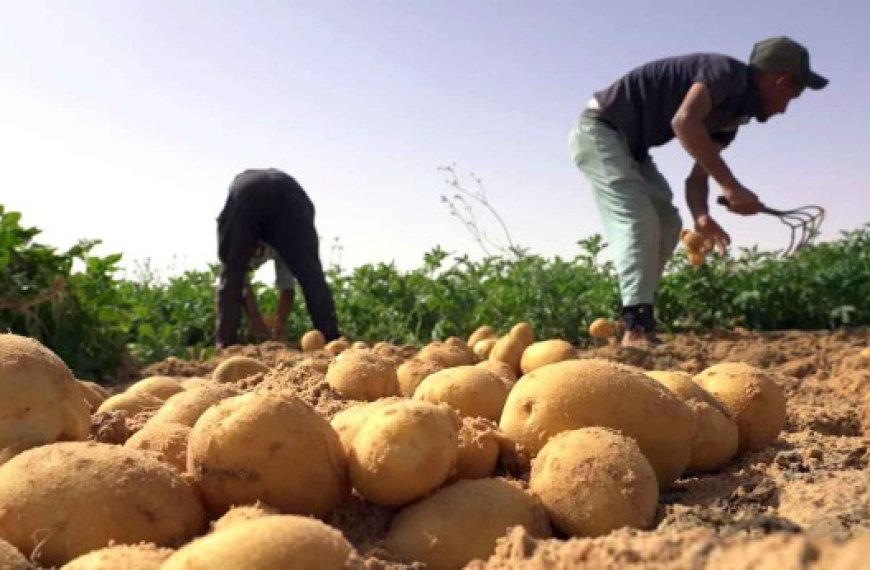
[569,114,682,306]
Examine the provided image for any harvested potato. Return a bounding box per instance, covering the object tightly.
[124,422,191,472]
[489,338,524,377]
[413,366,509,421]
[301,330,326,352]
[211,356,270,384]
[531,428,658,536]
[694,362,787,454]
[96,391,164,417]
[329,398,402,454]
[646,370,738,472]
[473,338,498,360]
[450,417,501,481]
[349,401,459,506]
[76,380,106,411]
[467,325,497,348]
[385,478,551,570]
[510,322,535,347]
[180,378,214,391]
[499,359,695,489]
[0,442,205,567]
[0,537,27,570]
[397,358,444,397]
[127,376,184,400]
[520,339,576,375]
[144,384,238,428]
[351,341,369,350]
[588,318,616,339]
[80,380,110,400]
[163,515,355,570]
[325,349,400,401]
[210,502,279,533]
[0,334,90,465]
[680,228,707,251]
[476,359,518,387]
[188,392,348,517]
[418,341,475,368]
[61,543,173,570]
[324,338,351,356]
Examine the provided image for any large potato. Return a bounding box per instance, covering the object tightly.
[530,428,659,537]
[694,362,787,454]
[385,478,551,570]
[211,356,270,384]
[61,543,173,570]
[329,397,402,454]
[127,376,184,400]
[397,358,444,396]
[0,537,27,570]
[349,401,460,506]
[0,442,205,567]
[188,392,348,517]
[163,515,355,570]
[450,417,501,481]
[124,422,191,473]
[325,349,400,401]
[413,366,509,421]
[520,339,576,375]
[499,359,695,489]
[0,334,90,465]
[144,384,238,428]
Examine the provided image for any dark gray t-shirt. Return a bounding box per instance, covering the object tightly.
[591,53,764,161]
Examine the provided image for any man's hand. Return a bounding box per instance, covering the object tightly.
[721,184,762,215]
[695,214,731,255]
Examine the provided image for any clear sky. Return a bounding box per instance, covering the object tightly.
[2,1,867,279]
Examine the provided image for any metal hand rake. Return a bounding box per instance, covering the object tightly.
[716,196,825,256]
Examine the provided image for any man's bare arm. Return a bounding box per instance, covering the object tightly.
[685,160,731,254]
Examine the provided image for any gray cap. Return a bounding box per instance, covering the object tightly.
[750,36,828,90]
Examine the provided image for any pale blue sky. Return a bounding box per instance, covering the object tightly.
[2,1,867,277]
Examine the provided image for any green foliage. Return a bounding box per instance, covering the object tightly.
[2,202,868,381]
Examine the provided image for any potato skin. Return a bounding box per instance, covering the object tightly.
[449,417,501,482]
[0,537,28,570]
[124,422,191,473]
[127,376,185,400]
[397,358,444,397]
[467,325,497,348]
[530,428,659,537]
[329,398,402,454]
[301,330,326,352]
[694,362,787,454]
[499,359,696,489]
[349,401,460,506]
[0,334,90,465]
[61,543,173,570]
[472,338,498,360]
[144,384,238,428]
[413,366,509,421]
[418,342,475,368]
[325,349,400,401]
[187,392,349,518]
[0,442,205,567]
[211,357,270,384]
[96,391,164,417]
[520,339,576,375]
[163,515,355,570]
[385,478,551,570]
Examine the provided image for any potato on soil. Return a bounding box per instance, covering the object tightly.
[0,442,205,567]
[418,341,475,368]
[124,422,191,472]
[324,338,351,356]
[694,362,787,454]
[163,515,355,570]
[397,357,445,397]
[349,400,460,506]
[211,356,270,384]
[510,322,535,347]
[300,330,326,352]
[0,334,90,465]
[472,338,498,360]
[127,376,184,400]
[325,349,400,401]
[61,543,173,570]
[79,380,110,400]
[76,380,106,411]
[351,341,369,350]
[520,339,576,375]
[385,478,551,570]
[467,325,497,348]
[646,370,738,472]
[450,417,501,481]
[0,537,27,570]
[413,366,509,422]
[96,390,164,417]
[476,359,518,386]
[144,384,239,428]
[180,377,214,390]
[329,397,402,454]
[187,391,348,517]
[210,502,279,533]
[588,318,616,339]
[499,359,695,489]
[530,427,659,537]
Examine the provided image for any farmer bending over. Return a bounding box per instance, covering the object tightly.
[569,37,827,346]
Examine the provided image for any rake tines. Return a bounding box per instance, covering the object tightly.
[715,196,826,256]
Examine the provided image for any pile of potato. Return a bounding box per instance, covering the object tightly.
[0,325,793,569]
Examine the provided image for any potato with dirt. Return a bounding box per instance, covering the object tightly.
[499,358,696,488]
[61,543,173,570]
[300,330,326,352]
[397,357,444,396]
[187,391,348,517]
[349,400,460,506]
[163,515,355,570]
[694,362,787,454]
[418,340,476,368]
[413,365,509,421]
[211,356,270,384]
[0,333,90,465]
[329,397,402,454]
[530,427,659,537]
[124,422,191,472]
[450,416,501,481]
[325,349,400,401]
[385,478,551,570]
[210,502,279,533]
[0,442,205,567]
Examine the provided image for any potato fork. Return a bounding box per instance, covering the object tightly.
[717,196,825,256]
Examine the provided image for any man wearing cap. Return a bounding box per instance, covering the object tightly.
[569,36,827,346]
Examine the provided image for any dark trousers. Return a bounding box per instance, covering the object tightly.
[215,169,340,347]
